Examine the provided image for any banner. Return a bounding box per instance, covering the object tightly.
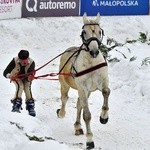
[0,0,22,20]
[80,0,149,16]
[22,0,79,17]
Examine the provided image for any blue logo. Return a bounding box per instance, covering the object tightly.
[80,0,149,16]
[92,0,99,6]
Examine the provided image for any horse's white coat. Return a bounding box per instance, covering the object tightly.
[57,13,110,149]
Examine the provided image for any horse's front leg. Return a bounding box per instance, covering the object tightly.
[74,98,84,135]
[100,86,110,124]
[78,90,95,149]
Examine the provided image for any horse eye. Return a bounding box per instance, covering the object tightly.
[99,31,101,35]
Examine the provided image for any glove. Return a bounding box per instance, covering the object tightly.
[7,72,19,81]
[28,74,35,81]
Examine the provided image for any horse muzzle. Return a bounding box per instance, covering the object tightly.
[89,50,99,58]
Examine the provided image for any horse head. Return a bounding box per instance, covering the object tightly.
[81,13,104,58]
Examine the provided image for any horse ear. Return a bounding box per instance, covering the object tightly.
[95,12,101,23]
[83,12,89,24]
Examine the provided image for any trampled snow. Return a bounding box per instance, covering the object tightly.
[0,15,150,150]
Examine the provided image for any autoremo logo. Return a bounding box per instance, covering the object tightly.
[26,0,37,12]
[39,0,77,10]
[25,0,77,12]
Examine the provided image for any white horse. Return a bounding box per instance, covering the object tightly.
[57,13,110,149]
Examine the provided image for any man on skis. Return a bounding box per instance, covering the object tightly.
[3,50,36,117]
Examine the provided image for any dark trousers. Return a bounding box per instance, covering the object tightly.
[12,79,33,102]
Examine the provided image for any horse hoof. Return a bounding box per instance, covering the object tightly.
[57,109,60,114]
[100,117,108,124]
[56,109,66,118]
[86,141,95,149]
[75,129,84,135]
[56,109,60,117]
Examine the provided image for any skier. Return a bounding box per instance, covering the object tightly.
[3,50,36,117]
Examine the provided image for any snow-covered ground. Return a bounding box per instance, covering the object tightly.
[0,15,150,150]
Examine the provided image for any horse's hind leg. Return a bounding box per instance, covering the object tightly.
[74,98,84,135]
[100,87,110,124]
[57,79,70,118]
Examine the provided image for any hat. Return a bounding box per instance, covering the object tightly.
[18,50,29,60]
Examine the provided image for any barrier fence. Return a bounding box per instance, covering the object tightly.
[0,0,149,20]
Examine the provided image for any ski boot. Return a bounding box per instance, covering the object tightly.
[26,99,36,117]
[11,98,22,113]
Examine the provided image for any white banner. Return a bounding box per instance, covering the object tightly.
[0,0,22,20]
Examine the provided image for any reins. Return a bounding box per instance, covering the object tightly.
[58,44,84,74]
[18,50,66,78]
[32,61,107,80]
[17,44,84,80]
[17,23,107,81]
[17,45,107,81]
[17,51,66,80]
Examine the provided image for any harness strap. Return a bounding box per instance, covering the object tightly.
[59,46,83,74]
[32,62,107,80]
[73,62,107,77]
[34,73,71,79]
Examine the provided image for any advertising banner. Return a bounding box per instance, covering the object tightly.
[22,0,79,17]
[80,0,149,16]
[0,0,22,20]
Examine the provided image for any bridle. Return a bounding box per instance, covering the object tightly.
[80,23,104,51]
[59,23,106,77]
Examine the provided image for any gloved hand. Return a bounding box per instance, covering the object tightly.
[7,72,19,81]
[28,74,35,81]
